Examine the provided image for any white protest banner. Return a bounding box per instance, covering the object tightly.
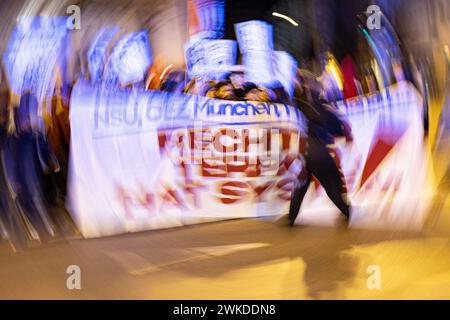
[297,81,433,230]
[68,81,305,237]
[68,81,432,238]
[234,20,273,54]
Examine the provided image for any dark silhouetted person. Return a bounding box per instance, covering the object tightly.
[3,92,56,241]
[289,74,353,226]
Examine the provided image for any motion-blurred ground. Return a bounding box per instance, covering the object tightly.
[1,212,450,299]
[0,98,449,299]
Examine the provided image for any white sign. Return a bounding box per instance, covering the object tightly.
[242,50,274,86]
[68,81,304,237]
[234,20,273,54]
[234,20,275,86]
[272,51,298,97]
[204,40,237,74]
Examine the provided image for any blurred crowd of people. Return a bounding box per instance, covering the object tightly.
[0,0,447,250]
[0,51,357,249]
[0,69,75,250]
[156,69,291,104]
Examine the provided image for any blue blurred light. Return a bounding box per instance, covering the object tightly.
[2,16,68,99]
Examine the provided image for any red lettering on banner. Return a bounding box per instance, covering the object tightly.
[249,181,274,201]
[182,182,207,208]
[157,131,168,153]
[157,126,304,179]
[189,127,212,151]
[242,128,259,153]
[161,187,187,209]
[218,181,249,204]
[154,126,306,210]
[201,157,227,177]
[138,186,156,214]
[117,185,134,219]
[213,128,240,153]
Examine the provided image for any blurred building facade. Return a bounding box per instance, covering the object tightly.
[0,0,448,93]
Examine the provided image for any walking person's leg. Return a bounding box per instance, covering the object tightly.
[308,140,350,220]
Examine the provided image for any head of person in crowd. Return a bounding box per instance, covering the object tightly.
[243,83,270,102]
[296,69,325,103]
[160,70,186,93]
[268,80,291,105]
[214,72,232,83]
[184,77,213,96]
[214,81,237,100]
[205,80,218,98]
[229,72,245,90]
